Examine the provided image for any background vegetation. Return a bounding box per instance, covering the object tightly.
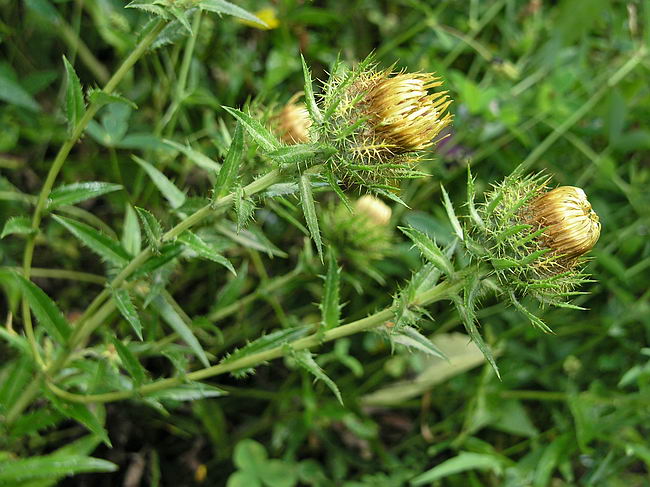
[1,0,649,485]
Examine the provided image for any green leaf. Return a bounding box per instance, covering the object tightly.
[47,181,122,210]
[132,155,186,209]
[466,167,484,229]
[300,54,323,124]
[0,71,40,111]
[222,106,280,152]
[411,452,504,485]
[87,88,137,109]
[163,139,221,173]
[1,216,35,239]
[0,356,35,415]
[291,349,342,404]
[10,272,71,344]
[53,215,130,267]
[440,184,463,241]
[266,143,322,167]
[111,288,143,340]
[131,242,183,278]
[154,295,210,367]
[234,185,255,232]
[213,123,244,200]
[401,227,454,276]
[47,394,111,446]
[135,206,163,249]
[299,174,323,261]
[320,251,340,330]
[198,0,267,28]
[391,326,447,360]
[122,204,142,256]
[0,455,117,483]
[63,56,85,135]
[148,383,227,401]
[125,1,167,17]
[109,336,146,386]
[178,231,235,275]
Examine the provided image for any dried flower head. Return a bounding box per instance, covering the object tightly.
[364,72,453,153]
[526,186,600,259]
[355,195,392,226]
[274,99,312,144]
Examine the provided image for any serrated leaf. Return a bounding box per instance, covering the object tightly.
[131,242,183,278]
[168,4,193,34]
[10,271,71,344]
[63,56,85,135]
[154,295,209,367]
[391,326,447,360]
[441,184,463,241]
[300,54,323,124]
[111,288,143,340]
[0,455,117,483]
[234,185,255,232]
[47,181,122,210]
[178,231,235,275]
[87,89,137,109]
[321,251,340,330]
[135,206,163,249]
[122,204,141,256]
[132,156,186,209]
[47,394,111,446]
[213,122,243,200]
[222,106,280,152]
[1,216,35,238]
[401,227,454,276]
[466,167,484,229]
[125,1,167,17]
[508,291,554,334]
[266,143,322,167]
[299,174,323,261]
[148,383,227,401]
[53,215,130,267]
[291,349,342,404]
[163,139,221,172]
[198,0,267,27]
[110,336,146,386]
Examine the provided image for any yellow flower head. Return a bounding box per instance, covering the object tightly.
[355,195,392,226]
[274,100,312,144]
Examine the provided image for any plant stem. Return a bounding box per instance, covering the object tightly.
[45,277,463,404]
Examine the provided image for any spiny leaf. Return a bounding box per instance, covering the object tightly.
[441,184,464,241]
[87,89,137,109]
[266,143,322,168]
[508,291,554,334]
[111,287,143,340]
[178,231,235,275]
[401,227,454,276]
[122,204,142,256]
[234,185,255,232]
[321,251,341,330]
[466,167,484,229]
[110,336,146,386]
[198,0,267,28]
[291,349,342,404]
[299,174,323,261]
[300,54,323,124]
[132,155,186,209]
[390,326,447,360]
[47,181,123,210]
[213,123,243,200]
[222,106,280,152]
[1,216,35,239]
[63,56,85,135]
[9,271,72,344]
[135,206,163,249]
[52,215,130,267]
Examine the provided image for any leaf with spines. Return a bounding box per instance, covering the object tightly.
[299,174,323,261]
[441,184,463,241]
[168,4,192,34]
[466,167,485,229]
[198,0,267,27]
[132,156,186,209]
[111,287,143,340]
[213,123,243,200]
[63,56,85,135]
[126,0,167,16]
[320,251,341,330]
[234,185,255,232]
[122,204,142,256]
[290,349,342,404]
[130,242,183,278]
[300,54,323,124]
[178,231,235,275]
[53,215,131,267]
[87,89,137,109]
[1,216,35,239]
[8,271,72,344]
[47,181,122,210]
[135,207,163,250]
[110,336,147,386]
[401,227,454,277]
[266,143,323,168]
[390,326,447,360]
[507,291,554,333]
[222,106,280,152]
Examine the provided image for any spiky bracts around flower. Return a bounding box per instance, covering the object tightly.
[313,59,453,195]
[466,172,601,312]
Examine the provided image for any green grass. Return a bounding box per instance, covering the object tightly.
[1,0,649,486]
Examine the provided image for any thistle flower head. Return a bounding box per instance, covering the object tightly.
[274,99,312,145]
[355,195,392,226]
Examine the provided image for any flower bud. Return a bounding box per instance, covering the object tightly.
[365,72,452,153]
[527,186,601,259]
[355,195,392,226]
[275,100,312,144]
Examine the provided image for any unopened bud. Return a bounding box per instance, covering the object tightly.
[355,195,392,226]
[275,100,312,144]
[528,186,601,258]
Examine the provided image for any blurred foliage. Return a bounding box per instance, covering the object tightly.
[1,0,649,485]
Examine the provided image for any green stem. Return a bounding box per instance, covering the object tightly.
[46,277,462,404]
